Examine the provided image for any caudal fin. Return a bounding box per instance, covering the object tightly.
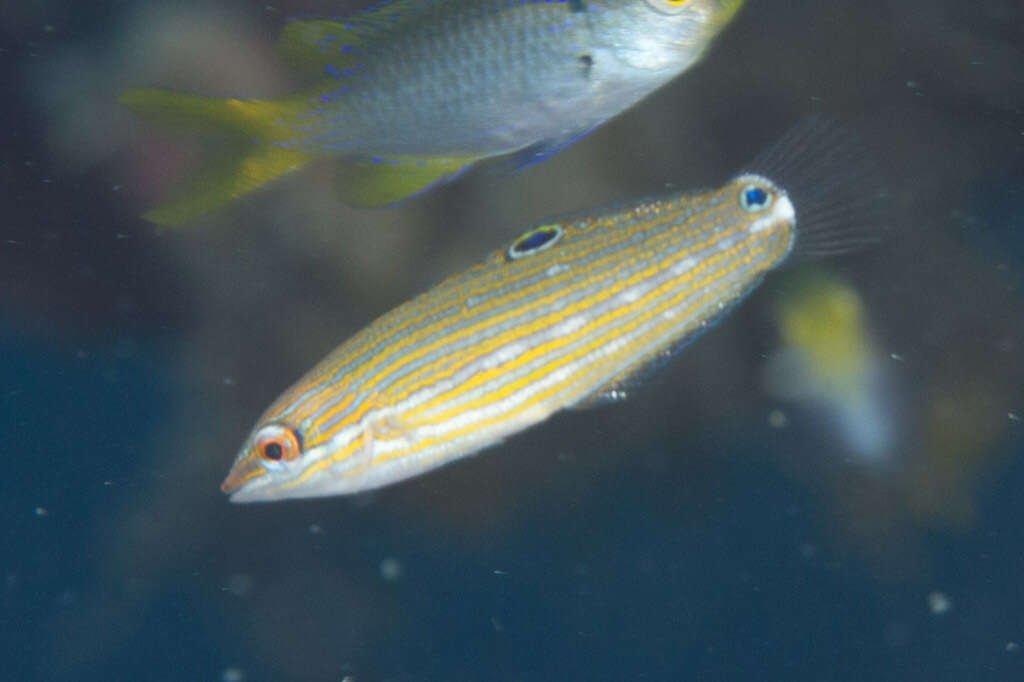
[120,88,311,226]
[743,115,889,258]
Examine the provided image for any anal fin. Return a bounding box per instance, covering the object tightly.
[336,154,486,207]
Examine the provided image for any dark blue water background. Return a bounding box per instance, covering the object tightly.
[2,1,1023,680]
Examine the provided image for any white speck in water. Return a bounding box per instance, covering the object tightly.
[221,667,245,682]
[768,409,788,429]
[380,557,403,582]
[224,574,254,597]
[34,507,48,517]
[1008,412,1020,422]
[308,523,324,535]
[890,353,905,362]
[1006,642,1019,653]
[927,591,952,615]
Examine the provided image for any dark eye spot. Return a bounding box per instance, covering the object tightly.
[740,184,772,213]
[569,0,586,12]
[508,224,564,260]
[263,442,284,461]
[578,54,593,75]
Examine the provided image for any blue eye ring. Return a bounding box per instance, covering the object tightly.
[740,184,772,213]
[507,224,564,260]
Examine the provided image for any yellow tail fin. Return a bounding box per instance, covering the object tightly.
[120,88,311,226]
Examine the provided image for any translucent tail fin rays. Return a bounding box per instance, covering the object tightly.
[743,115,888,259]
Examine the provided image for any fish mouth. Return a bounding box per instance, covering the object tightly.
[221,475,278,503]
[223,484,269,503]
[220,457,267,500]
[219,471,244,496]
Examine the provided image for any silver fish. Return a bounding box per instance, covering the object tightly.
[121,0,745,224]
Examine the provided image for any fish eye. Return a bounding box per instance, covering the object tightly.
[644,0,692,15]
[263,442,283,461]
[740,184,772,213]
[507,224,564,260]
[253,424,303,467]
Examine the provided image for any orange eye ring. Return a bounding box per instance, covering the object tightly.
[252,424,303,465]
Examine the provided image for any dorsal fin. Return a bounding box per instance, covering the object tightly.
[277,1,439,76]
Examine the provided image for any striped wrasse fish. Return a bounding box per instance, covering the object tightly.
[120,0,745,225]
[222,118,884,502]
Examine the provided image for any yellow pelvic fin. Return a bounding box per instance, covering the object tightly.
[335,154,485,208]
[120,87,312,225]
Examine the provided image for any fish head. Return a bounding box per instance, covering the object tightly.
[221,421,308,503]
[592,0,745,72]
[221,369,364,502]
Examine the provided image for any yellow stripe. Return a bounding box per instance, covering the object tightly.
[305,197,716,394]
[302,197,733,436]
[278,227,786,492]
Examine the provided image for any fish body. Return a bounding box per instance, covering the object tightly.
[275,0,743,157]
[121,0,745,223]
[224,177,793,501]
[764,272,894,462]
[221,117,884,503]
